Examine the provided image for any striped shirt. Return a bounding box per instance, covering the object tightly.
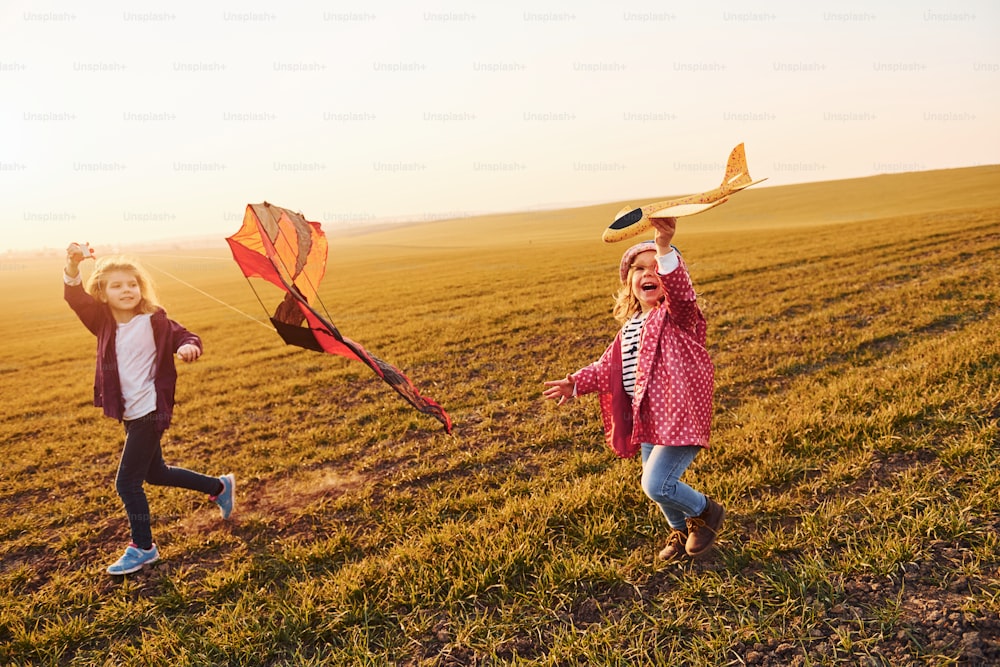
[621,311,648,397]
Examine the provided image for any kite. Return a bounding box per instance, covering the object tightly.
[226,202,453,433]
[602,143,767,243]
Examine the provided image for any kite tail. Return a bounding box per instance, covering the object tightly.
[296,299,453,433]
[348,342,454,434]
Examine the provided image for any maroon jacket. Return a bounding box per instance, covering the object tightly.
[65,282,202,430]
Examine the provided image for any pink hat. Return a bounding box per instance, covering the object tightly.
[618,240,657,283]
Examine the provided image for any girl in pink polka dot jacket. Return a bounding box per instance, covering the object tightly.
[543,217,724,561]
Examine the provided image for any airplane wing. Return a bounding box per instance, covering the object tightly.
[648,199,728,219]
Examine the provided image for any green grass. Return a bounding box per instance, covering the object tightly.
[1,167,999,665]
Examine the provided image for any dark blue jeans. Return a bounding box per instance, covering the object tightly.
[117,412,219,549]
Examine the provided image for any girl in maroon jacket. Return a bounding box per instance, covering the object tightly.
[543,218,724,562]
[64,243,235,575]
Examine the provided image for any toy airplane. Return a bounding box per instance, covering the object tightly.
[602,143,766,243]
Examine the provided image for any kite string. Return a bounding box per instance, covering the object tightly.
[144,260,273,330]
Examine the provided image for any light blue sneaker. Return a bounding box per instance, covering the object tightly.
[107,544,159,575]
[212,473,235,520]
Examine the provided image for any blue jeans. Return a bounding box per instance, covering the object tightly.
[116,412,220,549]
[640,443,707,531]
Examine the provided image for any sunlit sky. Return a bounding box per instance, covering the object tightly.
[2,0,998,252]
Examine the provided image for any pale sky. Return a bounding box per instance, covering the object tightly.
[2,0,998,252]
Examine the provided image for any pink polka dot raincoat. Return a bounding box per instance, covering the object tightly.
[572,256,714,458]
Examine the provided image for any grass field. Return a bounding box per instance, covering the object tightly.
[2,166,999,665]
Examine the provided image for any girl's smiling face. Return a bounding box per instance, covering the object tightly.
[101,270,143,320]
[629,250,664,312]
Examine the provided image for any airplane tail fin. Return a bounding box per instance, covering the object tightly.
[720,142,754,189]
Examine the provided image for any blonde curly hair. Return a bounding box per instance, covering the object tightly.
[612,266,645,324]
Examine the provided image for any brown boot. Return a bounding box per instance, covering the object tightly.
[685,497,725,556]
[657,529,689,562]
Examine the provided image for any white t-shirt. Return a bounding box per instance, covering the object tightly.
[116,313,157,420]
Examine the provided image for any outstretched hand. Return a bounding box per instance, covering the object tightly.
[542,374,575,406]
[177,344,202,363]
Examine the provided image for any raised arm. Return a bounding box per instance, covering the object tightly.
[63,243,104,336]
[650,218,707,342]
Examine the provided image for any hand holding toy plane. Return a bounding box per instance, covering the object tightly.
[67,242,96,262]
